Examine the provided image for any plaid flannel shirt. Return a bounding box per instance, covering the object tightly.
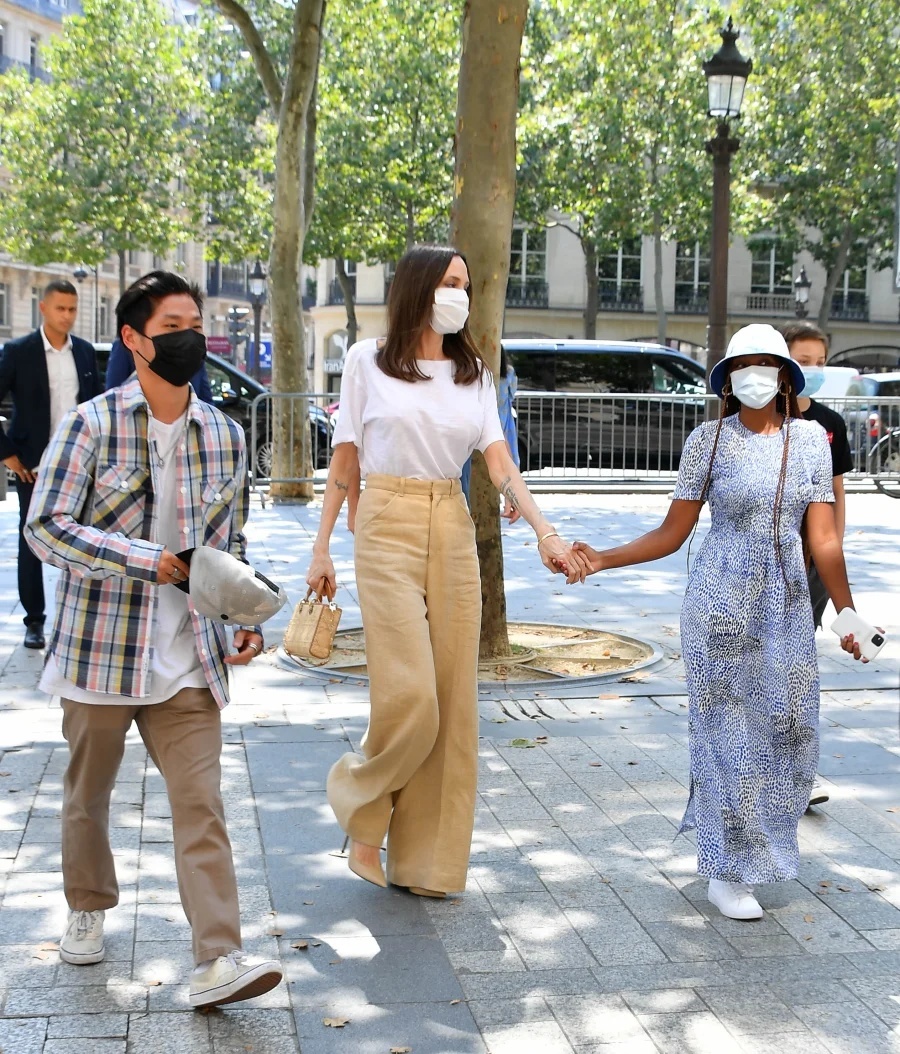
[25,376,255,709]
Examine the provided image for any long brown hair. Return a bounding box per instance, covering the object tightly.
[376,244,485,385]
[698,363,804,585]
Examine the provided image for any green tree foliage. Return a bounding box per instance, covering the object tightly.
[518,0,726,338]
[0,0,195,282]
[737,0,900,327]
[186,10,278,263]
[306,0,459,341]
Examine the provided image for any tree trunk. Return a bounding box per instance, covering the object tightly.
[335,256,358,347]
[118,249,126,297]
[267,0,325,502]
[817,221,855,332]
[653,214,666,345]
[583,240,598,339]
[450,0,527,661]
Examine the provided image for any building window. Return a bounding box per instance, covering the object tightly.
[0,23,6,59]
[128,250,140,267]
[674,242,710,312]
[749,240,792,296]
[99,297,112,339]
[0,283,8,330]
[31,287,42,330]
[29,36,39,72]
[152,254,165,270]
[831,249,868,320]
[598,238,643,310]
[507,227,548,307]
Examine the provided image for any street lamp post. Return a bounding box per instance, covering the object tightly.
[703,18,752,388]
[247,260,268,382]
[72,264,100,343]
[794,266,811,318]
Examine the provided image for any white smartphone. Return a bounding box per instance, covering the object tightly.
[830,608,887,661]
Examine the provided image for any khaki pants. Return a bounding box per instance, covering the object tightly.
[327,475,482,893]
[61,686,241,964]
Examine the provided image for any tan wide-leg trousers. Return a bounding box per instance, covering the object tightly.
[327,475,482,893]
[61,686,241,964]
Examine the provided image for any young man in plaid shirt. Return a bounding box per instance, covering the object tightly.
[26,271,282,1008]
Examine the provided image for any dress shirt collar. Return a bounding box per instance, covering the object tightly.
[41,325,73,356]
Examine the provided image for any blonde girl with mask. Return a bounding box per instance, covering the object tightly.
[305,244,583,898]
[569,325,866,921]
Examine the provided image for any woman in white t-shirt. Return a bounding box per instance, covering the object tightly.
[306,245,581,897]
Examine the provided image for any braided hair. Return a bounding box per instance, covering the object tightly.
[695,364,803,585]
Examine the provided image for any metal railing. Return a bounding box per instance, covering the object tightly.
[507,277,549,308]
[746,292,794,314]
[248,391,900,494]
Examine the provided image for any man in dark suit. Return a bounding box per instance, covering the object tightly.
[0,279,101,648]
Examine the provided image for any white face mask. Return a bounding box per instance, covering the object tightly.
[430,287,469,335]
[729,365,780,409]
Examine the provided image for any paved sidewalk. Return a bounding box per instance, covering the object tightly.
[0,490,898,1053]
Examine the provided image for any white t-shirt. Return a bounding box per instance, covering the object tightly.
[331,338,505,479]
[41,411,207,706]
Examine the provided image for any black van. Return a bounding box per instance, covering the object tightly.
[502,339,707,471]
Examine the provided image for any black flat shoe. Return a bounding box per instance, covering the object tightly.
[24,623,45,649]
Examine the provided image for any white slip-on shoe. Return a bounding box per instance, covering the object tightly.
[189,950,283,1009]
[708,878,764,921]
[59,909,106,965]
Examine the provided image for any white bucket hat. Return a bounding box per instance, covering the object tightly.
[709,324,806,398]
[173,546,288,625]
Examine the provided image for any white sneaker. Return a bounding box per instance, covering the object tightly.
[189,950,283,1008]
[59,909,106,964]
[708,878,763,920]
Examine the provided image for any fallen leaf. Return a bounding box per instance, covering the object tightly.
[588,761,602,767]
[832,754,843,759]
[627,761,639,766]
[837,886,851,892]
[37,941,58,951]
[390,1048,412,1053]
[868,885,886,892]
[535,735,548,742]
[147,979,162,986]
[887,808,898,813]
[323,1017,349,1028]
[303,901,314,906]
[510,738,536,748]
[819,881,831,888]
[804,935,813,941]
[291,940,309,951]
[803,914,815,923]
[329,958,342,965]
[597,693,619,700]
[312,941,322,947]
[450,999,461,1005]
[268,928,284,936]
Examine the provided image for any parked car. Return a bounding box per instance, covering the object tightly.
[502,339,707,471]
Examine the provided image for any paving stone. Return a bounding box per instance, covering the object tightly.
[733,1035,831,1054]
[643,919,738,962]
[791,1000,896,1052]
[126,1010,211,1053]
[46,1013,129,1038]
[638,1010,745,1053]
[695,984,807,1035]
[487,891,597,970]
[480,1019,575,1054]
[466,995,554,1031]
[842,977,900,1028]
[726,935,806,958]
[44,1041,126,1054]
[546,993,649,1046]
[620,989,708,1015]
[459,969,601,1002]
[4,983,147,1016]
[0,1016,47,1054]
[292,1000,486,1054]
[285,933,463,1006]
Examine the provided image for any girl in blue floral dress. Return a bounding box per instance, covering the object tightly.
[571,325,865,921]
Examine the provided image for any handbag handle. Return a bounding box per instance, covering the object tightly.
[305,577,336,604]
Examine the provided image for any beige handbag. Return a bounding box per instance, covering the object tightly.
[283,588,342,661]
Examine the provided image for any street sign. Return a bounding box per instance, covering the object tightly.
[206,335,232,356]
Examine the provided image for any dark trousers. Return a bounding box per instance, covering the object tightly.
[15,478,44,625]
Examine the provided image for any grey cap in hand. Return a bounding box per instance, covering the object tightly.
[173,546,287,626]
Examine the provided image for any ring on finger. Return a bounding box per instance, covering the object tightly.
[247,642,261,654]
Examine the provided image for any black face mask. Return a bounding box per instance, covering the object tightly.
[135,328,207,388]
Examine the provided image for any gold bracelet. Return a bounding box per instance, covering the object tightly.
[537,531,559,548]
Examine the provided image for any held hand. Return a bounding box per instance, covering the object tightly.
[571,541,604,576]
[3,455,35,484]
[225,629,264,666]
[157,549,191,587]
[840,630,883,664]
[306,554,336,600]
[538,535,585,585]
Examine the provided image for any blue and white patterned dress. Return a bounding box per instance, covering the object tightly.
[673,414,834,883]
